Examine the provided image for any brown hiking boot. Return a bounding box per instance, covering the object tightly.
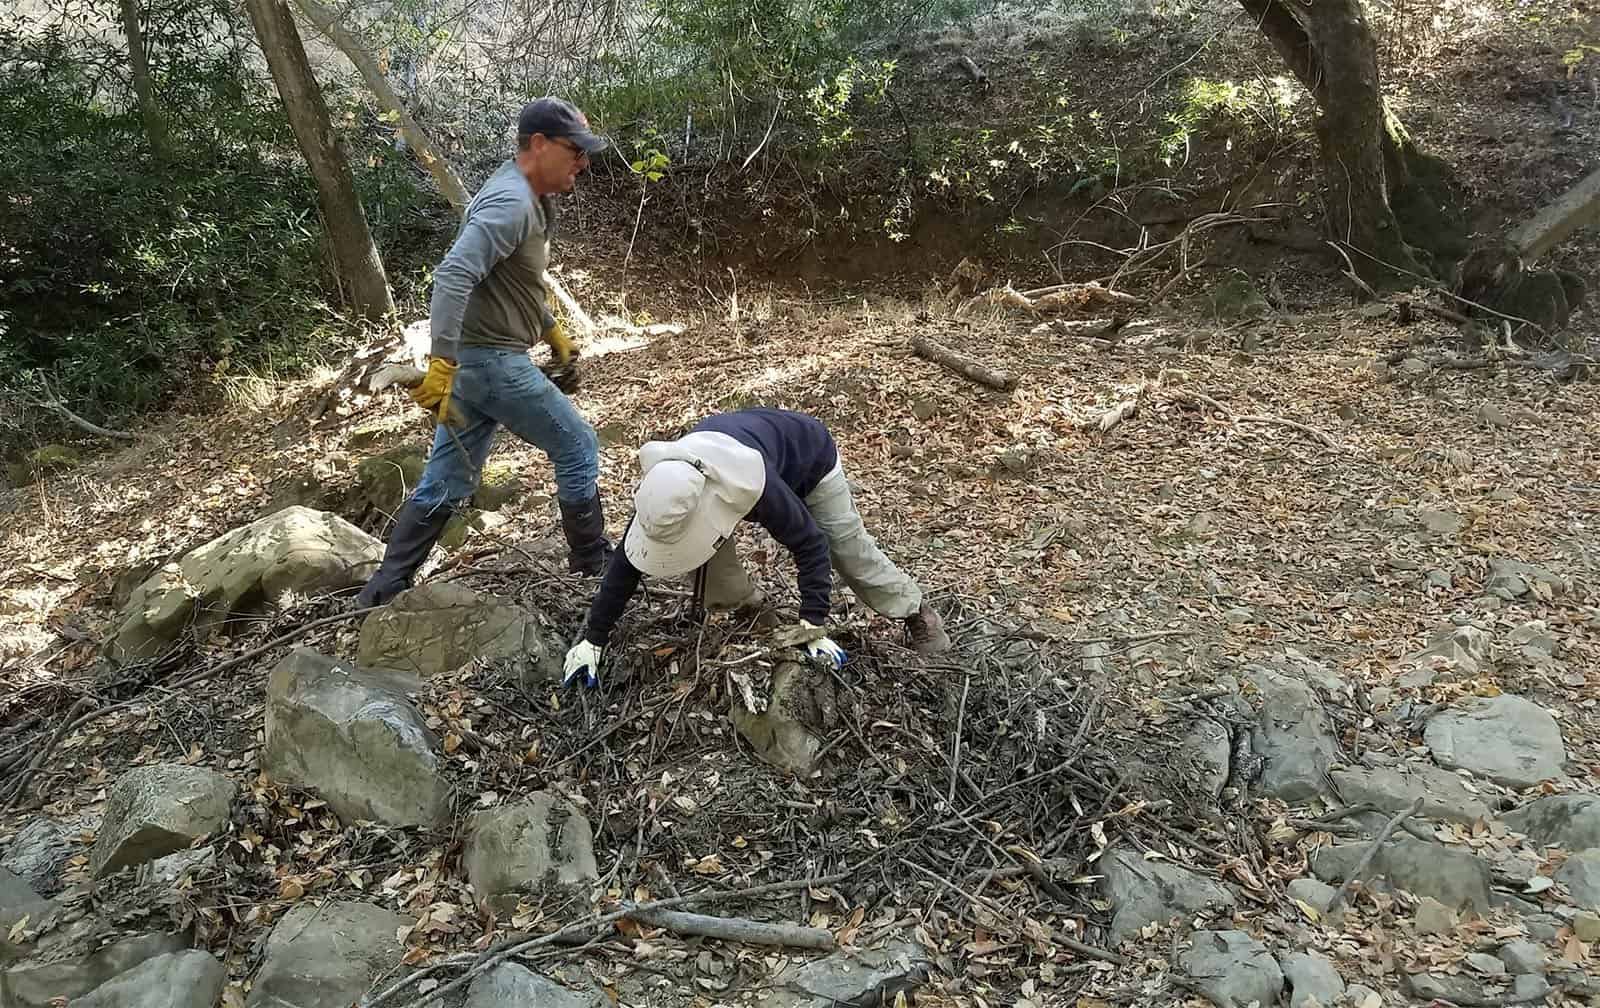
[906,603,952,655]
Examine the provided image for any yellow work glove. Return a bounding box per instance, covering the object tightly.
[543,321,576,366]
[407,357,460,426]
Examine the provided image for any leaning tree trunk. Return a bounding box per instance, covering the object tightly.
[244,0,396,322]
[1238,0,1465,287]
[118,0,172,158]
[291,0,470,216]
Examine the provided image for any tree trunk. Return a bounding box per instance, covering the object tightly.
[1238,0,1464,287]
[291,0,470,217]
[119,0,172,158]
[244,0,396,322]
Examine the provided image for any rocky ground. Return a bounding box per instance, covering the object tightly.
[2,271,1600,1008]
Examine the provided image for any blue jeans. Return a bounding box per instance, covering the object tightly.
[411,346,599,514]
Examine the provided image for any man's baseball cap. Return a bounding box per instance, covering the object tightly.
[517,97,607,154]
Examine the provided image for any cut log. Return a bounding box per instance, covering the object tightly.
[911,335,1019,392]
[1508,165,1600,263]
[624,906,837,950]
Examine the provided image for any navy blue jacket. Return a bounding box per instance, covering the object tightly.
[582,408,838,646]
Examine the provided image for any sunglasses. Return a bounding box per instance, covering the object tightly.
[552,137,590,162]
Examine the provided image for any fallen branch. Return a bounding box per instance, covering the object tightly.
[362,868,858,1008]
[1323,797,1422,918]
[910,335,1018,392]
[27,392,137,441]
[624,906,836,950]
[1170,390,1340,452]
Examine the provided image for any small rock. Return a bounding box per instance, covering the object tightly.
[1330,763,1491,825]
[4,931,187,1007]
[1288,878,1339,916]
[1478,403,1511,429]
[1417,509,1464,535]
[73,950,227,1008]
[1342,984,1381,1008]
[357,582,557,685]
[1524,914,1563,943]
[910,399,938,421]
[1099,847,1236,944]
[1465,952,1506,975]
[1574,911,1600,942]
[90,764,234,878]
[0,818,70,896]
[776,941,930,1008]
[1485,559,1568,601]
[466,963,600,1008]
[731,661,838,774]
[262,648,450,828]
[1248,665,1337,801]
[1511,974,1552,1003]
[1414,896,1456,935]
[1424,695,1566,788]
[1282,951,1344,1008]
[1405,623,1494,676]
[1499,939,1547,974]
[1557,849,1600,908]
[1509,621,1560,661]
[246,901,413,1008]
[1402,972,1486,1005]
[1425,569,1454,591]
[1506,794,1600,852]
[1179,930,1284,1008]
[463,794,599,914]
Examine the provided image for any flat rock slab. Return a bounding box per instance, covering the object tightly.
[357,582,556,685]
[1486,559,1567,601]
[1505,793,1600,851]
[769,941,930,1008]
[91,764,234,878]
[1556,849,1600,909]
[263,648,449,828]
[246,901,412,1008]
[1099,847,1235,944]
[1179,930,1284,1008]
[464,794,599,913]
[73,950,226,1008]
[1312,838,1490,914]
[1330,763,1492,825]
[3,929,187,1007]
[466,963,601,1008]
[1424,695,1566,788]
[1248,665,1337,801]
[111,505,382,661]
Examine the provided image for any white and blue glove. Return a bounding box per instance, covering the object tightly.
[563,640,601,688]
[800,620,847,668]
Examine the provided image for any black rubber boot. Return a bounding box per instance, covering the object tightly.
[354,501,455,607]
[558,491,611,575]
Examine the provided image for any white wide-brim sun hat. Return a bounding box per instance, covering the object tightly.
[622,431,767,579]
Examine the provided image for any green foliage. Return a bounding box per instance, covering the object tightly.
[1160,75,1298,164]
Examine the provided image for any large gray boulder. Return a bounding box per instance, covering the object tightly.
[1098,847,1235,944]
[357,582,557,685]
[1179,930,1284,1008]
[110,505,382,660]
[1311,838,1490,914]
[1424,695,1566,788]
[90,764,234,878]
[463,794,599,913]
[466,963,601,1008]
[72,950,226,1008]
[1505,793,1600,851]
[262,648,450,828]
[1248,665,1337,800]
[1330,763,1491,825]
[246,901,412,1008]
[2,930,187,1007]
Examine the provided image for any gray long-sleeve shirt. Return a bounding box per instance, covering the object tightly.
[429,160,559,359]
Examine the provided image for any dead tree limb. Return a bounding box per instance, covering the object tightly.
[1172,390,1340,452]
[623,907,837,950]
[1508,164,1600,263]
[911,335,1018,392]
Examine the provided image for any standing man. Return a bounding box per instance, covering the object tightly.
[357,97,611,608]
[561,407,951,688]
